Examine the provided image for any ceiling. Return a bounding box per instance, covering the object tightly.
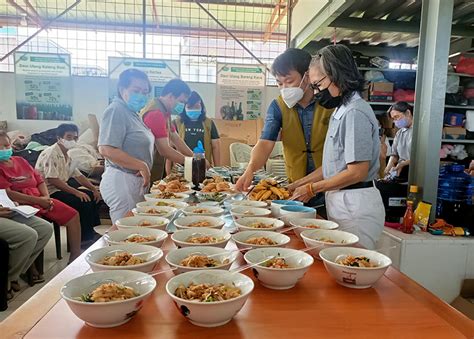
[0,0,288,41]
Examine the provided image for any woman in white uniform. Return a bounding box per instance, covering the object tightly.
[98,69,155,224]
[291,44,385,249]
[384,101,413,178]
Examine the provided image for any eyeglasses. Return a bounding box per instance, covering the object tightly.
[310,76,327,92]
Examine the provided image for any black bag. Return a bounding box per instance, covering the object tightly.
[13,149,42,167]
[31,128,57,146]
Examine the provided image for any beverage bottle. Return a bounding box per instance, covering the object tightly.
[407,185,418,208]
[402,201,415,234]
[192,141,206,190]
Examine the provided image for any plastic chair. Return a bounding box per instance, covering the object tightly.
[229,142,252,168]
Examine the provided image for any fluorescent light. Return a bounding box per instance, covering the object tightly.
[449,52,461,58]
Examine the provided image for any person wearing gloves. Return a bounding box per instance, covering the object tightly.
[173,91,221,166]
[384,101,413,179]
[36,123,101,243]
[235,48,334,205]
[291,44,385,250]
[98,68,155,224]
[140,79,196,181]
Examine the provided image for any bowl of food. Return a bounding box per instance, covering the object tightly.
[61,270,156,328]
[171,228,231,248]
[150,179,194,194]
[86,244,163,273]
[244,247,314,290]
[165,247,238,274]
[230,207,271,221]
[182,206,225,217]
[116,216,170,231]
[300,229,359,259]
[196,192,229,203]
[174,216,225,230]
[232,231,290,250]
[234,217,284,232]
[229,200,268,209]
[290,218,339,240]
[136,200,189,209]
[104,227,168,248]
[319,247,392,289]
[165,269,254,327]
[144,192,189,202]
[132,206,177,219]
[270,200,303,217]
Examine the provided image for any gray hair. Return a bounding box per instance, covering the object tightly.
[310,44,366,105]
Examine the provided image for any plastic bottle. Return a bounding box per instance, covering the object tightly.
[407,185,418,208]
[402,201,414,234]
[192,141,206,190]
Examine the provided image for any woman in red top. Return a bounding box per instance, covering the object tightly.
[0,132,81,261]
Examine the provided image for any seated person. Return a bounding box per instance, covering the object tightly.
[0,238,8,310]
[0,131,82,261]
[35,124,101,243]
[384,101,413,180]
[0,206,53,298]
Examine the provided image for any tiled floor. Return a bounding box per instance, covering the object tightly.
[0,220,111,322]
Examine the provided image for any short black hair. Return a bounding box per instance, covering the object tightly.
[271,48,312,78]
[180,91,206,124]
[310,44,366,105]
[117,68,151,99]
[161,78,191,98]
[56,123,79,138]
[388,101,413,116]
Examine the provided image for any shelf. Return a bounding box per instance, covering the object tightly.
[441,139,474,144]
[369,101,414,106]
[358,67,417,73]
[447,72,474,78]
[445,105,474,109]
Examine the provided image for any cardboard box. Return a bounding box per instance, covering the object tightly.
[450,279,474,320]
[219,137,247,167]
[369,82,394,102]
[213,118,263,146]
[443,127,466,139]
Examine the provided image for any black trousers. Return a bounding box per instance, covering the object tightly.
[51,190,100,241]
[0,238,9,311]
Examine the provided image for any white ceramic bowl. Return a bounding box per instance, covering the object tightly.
[232,231,290,250]
[174,216,225,230]
[144,192,189,202]
[182,206,225,217]
[165,246,238,274]
[132,206,177,219]
[196,192,230,203]
[86,244,163,273]
[279,205,316,225]
[116,216,170,231]
[234,217,284,232]
[319,247,392,289]
[230,207,272,221]
[197,201,220,207]
[166,270,254,327]
[171,228,231,248]
[290,218,339,240]
[136,200,189,209]
[61,270,156,328]
[300,229,359,259]
[270,200,303,217]
[104,227,168,248]
[244,247,314,290]
[230,200,268,208]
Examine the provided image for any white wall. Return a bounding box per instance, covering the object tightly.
[0,72,280,134]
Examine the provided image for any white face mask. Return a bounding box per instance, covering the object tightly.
[279,73,307,108]
[60,139,77,150]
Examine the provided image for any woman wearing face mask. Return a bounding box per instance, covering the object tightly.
[98,68,155,224]
[173,91,221,166]
[291,44,385,250]
[0,131,81,262]
[384,101,414,179]
[35,123,101,244]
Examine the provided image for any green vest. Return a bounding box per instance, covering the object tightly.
[277,96,333,182]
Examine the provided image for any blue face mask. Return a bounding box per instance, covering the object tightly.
[186,109,201,120]
[126,92,148,113]
[394,117,410,129]
[174,102,185,115]
[0,148,13,161]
